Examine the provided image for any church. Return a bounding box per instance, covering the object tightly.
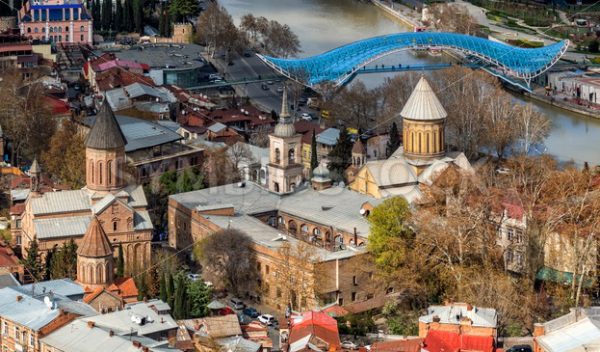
[349,76,472,201]
[17,101,153,279]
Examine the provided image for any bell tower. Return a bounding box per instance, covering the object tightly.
[267,86,303,194]
[77,216,114,290]
[85,100,127,193]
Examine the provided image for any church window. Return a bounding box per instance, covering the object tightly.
[288,149,295,163]
[313,228,320,235]
[411,132,415,152]
[98,162,103,184]
[426,133,430,154]
[108,160,113,185]
[113,221,118,232]
[418,133,422,153]
[275,148,281,163]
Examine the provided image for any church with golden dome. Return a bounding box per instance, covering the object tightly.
[349,76,472,201]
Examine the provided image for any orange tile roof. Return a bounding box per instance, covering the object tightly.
[0,244,19,267]
[109,277,138,299]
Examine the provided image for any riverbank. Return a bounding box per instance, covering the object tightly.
[371,0,420,28]
[523,91,600,119]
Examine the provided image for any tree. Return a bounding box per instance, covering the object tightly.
[167,272,175,307]
[50,239,78,280]
[228,142,254,178]
[159,273,167,302]
[187,280,212,318]
[514,105,550,156]
[327,129,352,182]
[172,273,188,319]
[92,0,101,30]
[0,76,56,165]
[276,241,322,312]
[21,239,43,282]
[116,243,124,277]
[386,122,400,157]
[322,81,380,131]
[427,3,480,35]
[240,13,258,42]
[45,245,56,280]
[168,0,199,22]
[123,0,133,32]
[310,130,318,178]
[264,21,301,58]
[137,274,147,301]
[42,119,85,189]
[132,0,143,34]
[194,229,259,296]
[101,0,112,31]
[196,3,244,61]
[202,146,240,187]
[367,197,412,275]
[115,0,123,33]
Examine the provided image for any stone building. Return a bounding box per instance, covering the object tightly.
[418,302,498,341]
[16,101,153,280]
[267,87,303,194]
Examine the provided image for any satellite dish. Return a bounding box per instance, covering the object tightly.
[44,296,53,309]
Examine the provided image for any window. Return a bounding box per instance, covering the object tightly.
[34,27,38,33]
[80,34,84,41]
[98,162,103,184]
[80,25,84,32]
[3,321,7,335]
[288,149,295,163]
[27,27,31,33]
[351,292,357,301]
[506,249,514,263]
[113,221,118,232]
[313,228,320,235]
[266,265,270,275]
[14,326,19,340]
[108,160,113,185]
[275,148,281,163]
[30,334,34,347]
[516,252,523,266]
[352,276,357,286]
[301,224,308,234]
[515,230,523,244]
[338,298,344,306]
[507,228,514,241]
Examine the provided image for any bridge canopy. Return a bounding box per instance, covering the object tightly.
[257,32,569,89]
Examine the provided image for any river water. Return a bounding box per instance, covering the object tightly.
[220,0,600,165]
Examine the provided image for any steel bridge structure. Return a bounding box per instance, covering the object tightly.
[256,32,569,90]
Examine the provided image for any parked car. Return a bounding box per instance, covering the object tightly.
[230,298,246,310]
[267,80,274,85]
[341,341,358,350]
[277,86,284,93]
[243,307,260,318]
[301,112,313,121]
[507,346,532,352]
[261,83,269,90]
[243,50,253,57]
[258,314,277,326]
[187,273,201,281]
[209,73,223,80]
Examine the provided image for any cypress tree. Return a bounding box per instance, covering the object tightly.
[115,0,123,33]
[116,243,124,277]
[65,239,78,279]
[132,0,143,34]
[101,0,112,31]
[92,0,101,31]
[327,129,352,183]
[21,239,43,282]
[137,275,147,301]
[166,272,175,306]
[158,5,165,37]
[173,274,187,319]
[44,245,56,280]
[159,273,168,302]
[310,129,318,178]
[123,0,133,32]
[386,122,401,157]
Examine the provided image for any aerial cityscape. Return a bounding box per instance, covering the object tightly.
[0,0,598,350]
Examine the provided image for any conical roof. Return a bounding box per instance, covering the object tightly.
[30,158,41,174]
[400,76,447,121]
[273,86,296,138]
[85,99,127,150]
[78,217,113,258]
[352,139,365,154]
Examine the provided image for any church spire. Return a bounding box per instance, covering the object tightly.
[272,85,296,138]
[280,84,290,120]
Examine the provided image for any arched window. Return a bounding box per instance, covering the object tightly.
[80,25,84,32]
[288,148,295,163]
[418,133,422,153]
[49,27,53,33]
[426,133,430,154]
[27,27,31,33]
[411,132,415,152]
[325,232,332,242]
[58,26,62,32]
[275,148,281,163]
[98,161,103,184]
[288,220,297,234]
[89,160,94,183]
[301,224,308,234]
[107,160,113,185]
[34,27,38,33]
[313,228,320,235]
[113,221,118,232]
[439,130,443,151]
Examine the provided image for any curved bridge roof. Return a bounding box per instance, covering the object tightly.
[257,32,569,88]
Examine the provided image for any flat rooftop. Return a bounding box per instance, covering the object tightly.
[113,43,205,71]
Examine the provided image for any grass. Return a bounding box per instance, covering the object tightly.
[507,38,544,48]
[469,0,557,27]
[591,57,600,65]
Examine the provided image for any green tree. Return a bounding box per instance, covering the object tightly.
[42,119,85,189]
[116,243,124,277]
[22,239,43,282]
[367,197,412,274]
[327,129,352,182]
[101,0,112,31]
[45,245,57,280]
[132,0,143,33]
[159,273,168,302]
[386,122,400,157]
[137,274,147,301]
[50,239,78,280]
[115,0,123,32]
[310,130,318,178]
[167,272,175,307]
[589,40,599,53]
[187,280,212,318]
[92,0,101,30]
[173,273,188,319]
[169,0,199,22]
[123,0,134,32]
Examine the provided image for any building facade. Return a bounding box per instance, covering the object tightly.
[18,0,93,44]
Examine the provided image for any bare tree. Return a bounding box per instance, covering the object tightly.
[228,142,255,178]
[195,229,259,296]
[514,105,551,156]
[427,3,480,35]
[322,81,381,131]
[202,146,241,187]
[196,2,244,61]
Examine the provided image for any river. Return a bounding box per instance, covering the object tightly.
[220,0,600,165]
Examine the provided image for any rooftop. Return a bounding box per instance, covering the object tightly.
[316,128,340,146]
[0,287,60,330]
[400,76,447,121]
[85,100,127,150]
[113,44,205,71]
[419,303,497,329]
[21,278,84,299]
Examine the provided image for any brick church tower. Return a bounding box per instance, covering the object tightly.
[77,216,114,290]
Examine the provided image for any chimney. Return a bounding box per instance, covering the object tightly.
[353,227,357,246]
[142,348,149,352]
[87,321,95,329]
[466,304,473,311]
[533,323,545,337]
[16,295,23,302]
[132,341,142,348]
[109,330,114,337]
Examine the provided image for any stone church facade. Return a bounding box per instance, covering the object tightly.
[17,101,153,277]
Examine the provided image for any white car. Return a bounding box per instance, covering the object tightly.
[258,314,277,326]
[187,273,201,281]
[341,341,358,350]
[230,298,245,310]
[301,112,312,121]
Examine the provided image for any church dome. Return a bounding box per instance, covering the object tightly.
[400,76,447,121]
[312,163,331,182]
[78,217,113,258]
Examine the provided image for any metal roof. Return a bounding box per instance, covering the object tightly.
[134,210,153,230]
[83,115,182,152]
[208,122,227,133]
[537,317,600,352]
[257,32,569,88]
[30,190,91,215]
[0,273,20,289]
[20,279,85,299]
[0,287,60,330]
[33,216,92,240]
[419,304,497,328]
[400,76,447,121]
[316,128,340,146]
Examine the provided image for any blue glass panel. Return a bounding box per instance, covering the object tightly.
[49,9,62,21]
